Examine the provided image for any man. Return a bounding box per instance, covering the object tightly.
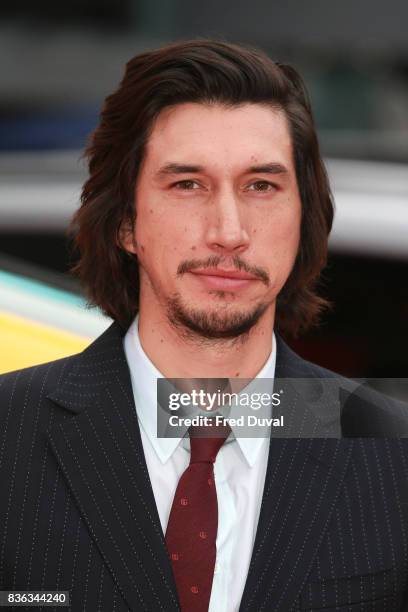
[1,40,408,611]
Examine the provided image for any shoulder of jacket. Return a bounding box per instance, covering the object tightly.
[0,354,79,415]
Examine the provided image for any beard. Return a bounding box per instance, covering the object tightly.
[165,291,270,341]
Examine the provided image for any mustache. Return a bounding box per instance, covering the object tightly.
[177,255,270,285]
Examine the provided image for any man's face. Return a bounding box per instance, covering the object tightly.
[123,102,302,339]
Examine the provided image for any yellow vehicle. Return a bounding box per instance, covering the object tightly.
[0,269,110,374]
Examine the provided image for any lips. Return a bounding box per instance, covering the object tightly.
[190,268,258,280]
[189,268,259,291]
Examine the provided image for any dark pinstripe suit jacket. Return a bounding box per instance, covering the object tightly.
[1,321,408,611]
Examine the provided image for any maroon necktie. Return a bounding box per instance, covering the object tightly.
[165,421,231,612]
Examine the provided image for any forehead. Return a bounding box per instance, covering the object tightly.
[143,102,294,172]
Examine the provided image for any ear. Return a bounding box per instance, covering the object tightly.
[117,218,138,255]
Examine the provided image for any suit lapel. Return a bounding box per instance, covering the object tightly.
[46,322,180,612]
[239,337,354,612]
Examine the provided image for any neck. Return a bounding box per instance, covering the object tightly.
[137,303,275,379]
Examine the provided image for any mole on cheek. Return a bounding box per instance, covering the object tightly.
[149,209,153,214]
[191,246,196,250]
[141,245,145,252]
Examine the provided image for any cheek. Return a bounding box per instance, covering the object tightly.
[134,207,165,252]
[278,203,302,248]
[257,211,301,284]
[135,216,188,276]
[284,219,301,252]
[260,207,301,251]
[279,227,301,269]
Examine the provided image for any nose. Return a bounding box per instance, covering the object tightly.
[205,187,250,253]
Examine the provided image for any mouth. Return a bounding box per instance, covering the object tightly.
[189,268,259,291]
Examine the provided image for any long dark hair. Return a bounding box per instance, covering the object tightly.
[70,39,333,336]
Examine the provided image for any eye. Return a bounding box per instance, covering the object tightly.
[246,181,277,193]
[172,180,201,190]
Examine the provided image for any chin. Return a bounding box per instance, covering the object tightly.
[166,294,270,340]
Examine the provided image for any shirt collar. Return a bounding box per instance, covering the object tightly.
[123,314,276,467]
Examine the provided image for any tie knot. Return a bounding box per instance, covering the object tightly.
[188,421,231,464]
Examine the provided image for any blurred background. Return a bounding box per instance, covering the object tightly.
[1,0,407,376]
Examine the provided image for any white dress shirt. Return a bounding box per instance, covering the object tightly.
[123,315,277,612]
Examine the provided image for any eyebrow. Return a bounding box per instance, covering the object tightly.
[155,161,289,178]
[247,163,289,175]
[157,163,204,176]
